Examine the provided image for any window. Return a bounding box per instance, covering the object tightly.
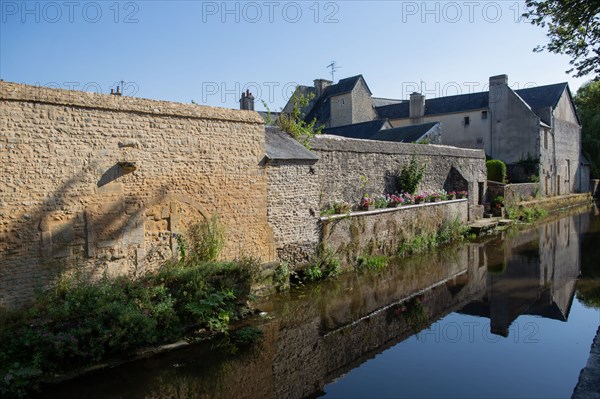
[544,130,548,149]
[476,137,483,145]
[481,111,488,120]
[464,116,470,126]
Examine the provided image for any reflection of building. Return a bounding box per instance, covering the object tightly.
[460,216,581,337]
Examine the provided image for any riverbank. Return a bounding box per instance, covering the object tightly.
[469,194,594,236]
[0,259,261,398]
[512,193,593,213]
[573,326,600,399]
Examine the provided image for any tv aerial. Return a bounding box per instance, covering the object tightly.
[326,61,341,82]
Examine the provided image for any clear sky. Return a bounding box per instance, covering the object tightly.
[0,1,593,111]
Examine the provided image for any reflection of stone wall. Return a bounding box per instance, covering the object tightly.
[0,82,275,308]
[38,243,487,399]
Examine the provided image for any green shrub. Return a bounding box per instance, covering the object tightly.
[182,214,225,264]
[397,156,426,194]
[486,159,507,183]
[273,262,290,292]
[505,205,548,222]
[356,254,389,271]
[303,246,340,282]
[397,217,467,256]
[0,258,256,398]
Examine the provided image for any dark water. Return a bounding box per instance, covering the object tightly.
[38,204,600,399]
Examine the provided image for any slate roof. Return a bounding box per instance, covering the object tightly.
[375,91,488,119]
[321,119,390,140]
[264,126,319,161]
[375,82,570,125]
[515,83,568,111]
[372,97,405,107]
[304,75,369,126]
[370,122,439,143]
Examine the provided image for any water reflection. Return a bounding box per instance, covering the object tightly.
[37,206,599,399]
[461,213,585,336]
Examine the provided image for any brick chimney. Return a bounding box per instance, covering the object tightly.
[314,79,333,97]
[409,92,425,122]
[240,89,255,111]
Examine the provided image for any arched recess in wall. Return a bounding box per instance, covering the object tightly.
[141,194,211,267]
[143,193,209,236]
[443,166,469,193]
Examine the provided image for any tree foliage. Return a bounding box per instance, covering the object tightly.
[524,0,600,78]
[486,159,507,183]
[575,80,600,178]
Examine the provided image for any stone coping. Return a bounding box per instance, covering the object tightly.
[0,81,263,124]
[319,198,468,221]
[312,135,485,159]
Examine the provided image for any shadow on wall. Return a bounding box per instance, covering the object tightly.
[0,160,204,309]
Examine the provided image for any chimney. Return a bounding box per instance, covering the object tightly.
[409,92,426,121]
[314,79,333,97]
[240,89,255,111]
[489,74,508,104]
[489,74,508,87]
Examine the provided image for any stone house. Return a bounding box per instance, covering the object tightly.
[286,74,586,196]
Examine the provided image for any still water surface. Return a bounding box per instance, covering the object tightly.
[39,204,600,399]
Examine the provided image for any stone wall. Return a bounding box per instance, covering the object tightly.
[321,200,469,268]
[311,135,486,218]
[265,135,485,266]
[0,82,275,308]
[266,160,320,264]
[488,183,541,206]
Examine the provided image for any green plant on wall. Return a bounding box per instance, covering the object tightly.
[275,92,323,149]
[486,159,507,183]
[303,245,340,282]
[396,156,426,194]
[178,214,225,265]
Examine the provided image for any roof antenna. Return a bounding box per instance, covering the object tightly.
[326,61,341,82]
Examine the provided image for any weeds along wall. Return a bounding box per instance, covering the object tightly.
[0,82,275,308]
[321,200,469,269]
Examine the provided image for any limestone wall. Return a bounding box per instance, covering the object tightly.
[266,160,320,264]
[311,135,486,217]
[0,82,275,308]
[321,200,469,268]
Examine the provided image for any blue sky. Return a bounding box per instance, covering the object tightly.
[0,1,592,111]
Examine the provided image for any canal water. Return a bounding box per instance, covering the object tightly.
[38,204,600,399]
